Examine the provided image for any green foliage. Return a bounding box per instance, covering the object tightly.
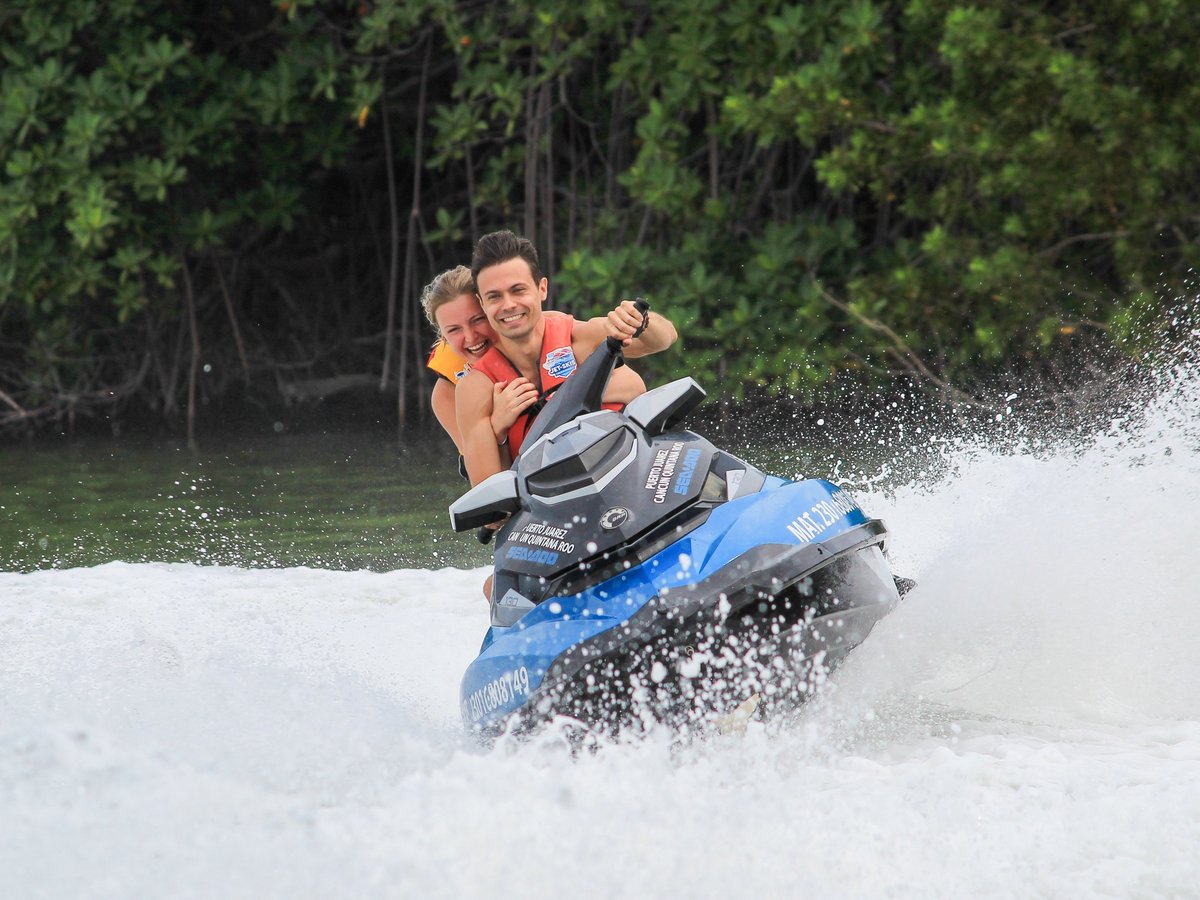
[794,0,1200,372]
[551,0,1200,392]
[557,215,858,398]
[3,0,1198,435]
[0,1,372,422]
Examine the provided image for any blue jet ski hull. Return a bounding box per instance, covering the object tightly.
[460,477,900,735]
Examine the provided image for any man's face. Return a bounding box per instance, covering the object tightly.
[475,257,547,342]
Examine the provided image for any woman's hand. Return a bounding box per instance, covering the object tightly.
[490,377,539,440]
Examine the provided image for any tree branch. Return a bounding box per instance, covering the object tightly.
[812,278,986,408]
[1038,230,1129,258]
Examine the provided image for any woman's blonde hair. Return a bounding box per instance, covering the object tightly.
[420,265,476,334]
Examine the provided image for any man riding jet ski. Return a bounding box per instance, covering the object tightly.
[449,308,909,739]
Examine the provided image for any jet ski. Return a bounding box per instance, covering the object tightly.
[450,315,909,738]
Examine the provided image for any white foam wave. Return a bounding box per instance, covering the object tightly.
[3,358,1200,897]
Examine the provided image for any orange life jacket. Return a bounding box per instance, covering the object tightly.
[426,340,470,384]
[471,315,621,454]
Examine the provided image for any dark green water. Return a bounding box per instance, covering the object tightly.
[0,432,492,573]
[0,423,866,574]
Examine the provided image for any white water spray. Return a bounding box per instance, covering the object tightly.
[3,355,1200,897]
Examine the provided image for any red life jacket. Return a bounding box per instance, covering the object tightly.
[471,314,621,454]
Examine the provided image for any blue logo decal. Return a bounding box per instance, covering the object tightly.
[506,546,560,566]
[543,346,577,380]
[673,448,703,494]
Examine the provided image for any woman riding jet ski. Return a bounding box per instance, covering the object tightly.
[449,308,909,738]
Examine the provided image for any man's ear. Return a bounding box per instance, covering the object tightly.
[537,276,548,301]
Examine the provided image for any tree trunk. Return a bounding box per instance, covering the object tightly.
[523,49,540,242]
[379,64,401,391]
[465,143,479,244]
[181,256,201,450]
[541,80,555,285]
[213,256,250,384]
[706,98,719,202]
[398,35,433,430]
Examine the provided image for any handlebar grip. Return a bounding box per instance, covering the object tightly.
[631,297,650,339]
[605,297,651,353]
[476,526,496,545]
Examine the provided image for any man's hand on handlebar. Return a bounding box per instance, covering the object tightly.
[606,299,650,346]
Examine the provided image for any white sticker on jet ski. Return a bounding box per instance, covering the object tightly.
[462,666,532,723]
[785,489,860,543]
[644,440,686,503]
[725,468,745,499]
[511,522,576,555]
[498,588,535,610]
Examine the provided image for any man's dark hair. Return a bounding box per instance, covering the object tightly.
[470,230,543,287]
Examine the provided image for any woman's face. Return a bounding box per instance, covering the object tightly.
[435,292,497,362]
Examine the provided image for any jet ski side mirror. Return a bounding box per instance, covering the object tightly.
[448,469,520,532]
[624,377,707,436]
